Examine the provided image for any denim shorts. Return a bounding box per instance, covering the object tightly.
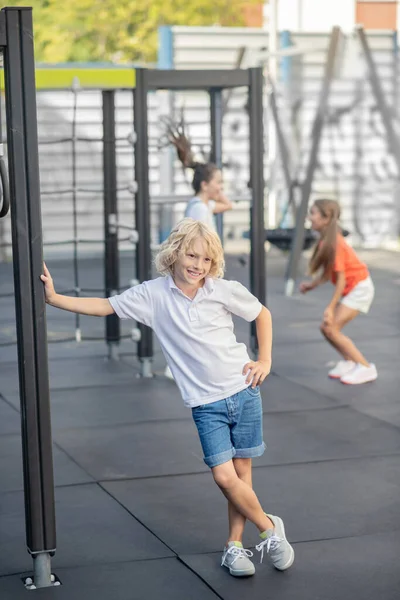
[191,386,265,468]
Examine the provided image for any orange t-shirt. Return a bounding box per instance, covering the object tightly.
[331,234,369,296]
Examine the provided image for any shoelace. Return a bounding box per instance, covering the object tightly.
[255,534,283,563]
[221,546,254,567]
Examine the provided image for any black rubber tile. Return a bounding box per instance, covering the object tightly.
[269,298,398,346]
[251,456,400,542]
[181,531,400,600]
[0,345,18,364]
[0,356,139,394]
[53,404,400,482]
[350,398,400,427]
[54,419,205,480]
[261,374,337,412]
[0,484,172,576]
[0,436,93,493]
[0,398,20,434]
[272,338,400,405]
[46,338,134,361]
[0,559,220,600]
[48,355,141,390]
[103,454,400,554]
[4,378,189,428]
[3,375,335,431]
[258,408,400,465]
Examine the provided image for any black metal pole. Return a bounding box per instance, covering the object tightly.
[2,6,55,587]
[267,78,296,221]
[353,79,364,241]
[357,27,400,174]
[133,69,153,377]
[285,26,342,296]
[103,90,120,358]
[210,88,224,240]
[248,67,265,356]
[71,83,81,341]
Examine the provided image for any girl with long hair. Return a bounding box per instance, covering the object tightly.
[299,199,377,384]
[163,118,232,229]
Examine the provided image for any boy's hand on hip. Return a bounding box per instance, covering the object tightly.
[243,359,271,388]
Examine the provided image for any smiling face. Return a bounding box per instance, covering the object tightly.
[173,236,212,292]
[308,203,330,232]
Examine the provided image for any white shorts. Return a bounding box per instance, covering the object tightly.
[340,276,375,314]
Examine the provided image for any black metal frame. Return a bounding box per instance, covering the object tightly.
[134,68,265,356]
[1,5,56,566]
[357,27,400,175]
[103,90,121,354]
[134,70,153,368]
[248,68,266,354]
[210,88,224,240]
[285,27,342,294]
[267,77,295,221]
[146,69,251,90]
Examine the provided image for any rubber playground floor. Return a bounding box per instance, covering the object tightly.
[0,250,399,599]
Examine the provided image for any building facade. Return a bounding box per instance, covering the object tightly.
[265,0,399,31]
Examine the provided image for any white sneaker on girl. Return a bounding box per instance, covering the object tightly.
[340,363,377,385]
[328,360,355,379]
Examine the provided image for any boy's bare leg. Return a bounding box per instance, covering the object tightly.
[213,460,274,533]
[227,458,252,544]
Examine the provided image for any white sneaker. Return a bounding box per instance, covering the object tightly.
[256,514,295,571]
[340,363,377,385]
[328,360,356,380]
[164,366,174,380]
[221,542,255,577]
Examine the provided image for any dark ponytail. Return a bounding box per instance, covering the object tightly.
[161,116,218,194]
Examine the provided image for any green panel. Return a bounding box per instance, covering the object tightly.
[0,67,136,90]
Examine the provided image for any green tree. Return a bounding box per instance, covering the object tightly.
[7,0,258,63]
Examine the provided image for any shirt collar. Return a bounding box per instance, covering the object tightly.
[167,275,214,295]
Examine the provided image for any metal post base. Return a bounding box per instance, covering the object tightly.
[140,358,153,378]
[107,342,119,361]
[33,553,52,588]
[285,278,295,297]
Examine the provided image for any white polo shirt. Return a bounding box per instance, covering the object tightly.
[108,276,262,408]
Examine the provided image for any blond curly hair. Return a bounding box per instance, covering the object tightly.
[155,218,225,279]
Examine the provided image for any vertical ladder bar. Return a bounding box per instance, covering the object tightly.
[248,67,266,356]
[210,88,224,240]
[285,26,342,296]
[103,90,120,359]
[133,69,153,376]
[2,6,56,586]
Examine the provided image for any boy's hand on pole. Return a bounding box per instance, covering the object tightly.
[40,263,56,304]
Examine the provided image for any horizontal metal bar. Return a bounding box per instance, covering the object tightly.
[38,136,132,146]
[0,333,134,347]
[40,187,131,195]
[146,69,250,90]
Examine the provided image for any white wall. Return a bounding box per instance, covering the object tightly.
[274,0,356,32]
